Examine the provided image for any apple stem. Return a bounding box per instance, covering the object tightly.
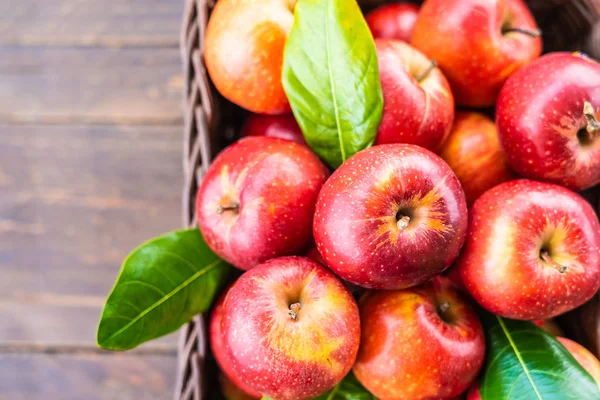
[415,60,437,83]
[437,301,451,315]
[397,215,411,230]
[502,27,541,38]
[584,101,599,137]
[288,302,302,321]
[540,250,567,274]
[216,203,240,214]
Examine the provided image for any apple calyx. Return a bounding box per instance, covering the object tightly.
[397,215,411,230]
[584,101,599,137]
[415,60,437,83]
[216,203,240,215]
[501,27,541,38]
[540,250,567,274]
[437,301,451,314]
[288,302,302,320]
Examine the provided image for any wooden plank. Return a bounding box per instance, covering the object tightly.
[0,0,181,47]
[0,351,177,400]
[0,123,183,343]
[0,47,183,124]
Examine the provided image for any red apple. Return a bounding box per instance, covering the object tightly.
[205,0,293,114]
[496,52,600,191]
[221,257,361,400]
[374,39,454,152]
[558,337,600,387]
[353,277,485,399]
[197,137,329,270]
[440,112,514,205]
[366,3,419,42]
[458,180,600,320]
[314,144,468,290]
[411,0,542,107]
[241,113,306,145]
[210,288,261,399]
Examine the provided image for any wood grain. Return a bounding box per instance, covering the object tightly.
[0,47,183,124]
[0,123,182,343]
[0,0,181,47]
[0,351,176,400]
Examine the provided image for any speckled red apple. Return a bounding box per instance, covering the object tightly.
[366,3,419,42]
[374,39,454,151]
[205,0,293,114]
[241,113,305,145]
[558,337,600,387]
[221,257,360,400]
[314,144,468,290]
[458,180,600,320]
[440,112,514,206]
[497,52,600,191]
[353,277,485,399]
[196,137,329,270]
[210,287,261,399]
[411,0,541,107]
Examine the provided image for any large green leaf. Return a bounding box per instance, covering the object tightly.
[282,0,383,169]
[481,315,600,400]
[262,373,375,400]
[97,229,231,350]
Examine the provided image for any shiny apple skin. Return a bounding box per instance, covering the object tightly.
[240,113,306,145]
[205,0,292,114]
[366,3,419,42]
[497,52,600,191]
[440,112,514,205]
[558,337,600,387]
[458,180,600,320]
[210,288,261,399]
[196,137,329,270]
[313,144,468,290]
[353,277,485,400]
[375,39,454,152]
[411,0,541,107]
[221,257,361,400]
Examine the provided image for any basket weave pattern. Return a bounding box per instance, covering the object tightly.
[176,1,600,398]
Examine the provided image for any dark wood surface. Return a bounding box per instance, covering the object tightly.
[0,0,184,397]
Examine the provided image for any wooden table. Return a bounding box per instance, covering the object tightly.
[0,1,185,398]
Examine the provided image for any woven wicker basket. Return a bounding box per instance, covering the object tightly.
[176,1,600,398]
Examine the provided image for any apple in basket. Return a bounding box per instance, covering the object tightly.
[411,0,542,107]
[241,113,305,145]
[439,111,514,206]
[220,257,360,400]
[458,180,600,320]
[353,277,485,399]
[374,39,455,151]
[196,136,329,270]
[365,2,419,42]
[314,144,468,290]
[205,0,294,114]
[496,52,600,191]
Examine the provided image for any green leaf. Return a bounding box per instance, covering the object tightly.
[481,315,600,400]
[262,373,375,400]
[97,229,231,350]
[282,0,383,169]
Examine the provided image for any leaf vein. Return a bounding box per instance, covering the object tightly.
[100,259,224,346]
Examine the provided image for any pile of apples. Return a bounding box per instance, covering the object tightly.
[199,0,600,399]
